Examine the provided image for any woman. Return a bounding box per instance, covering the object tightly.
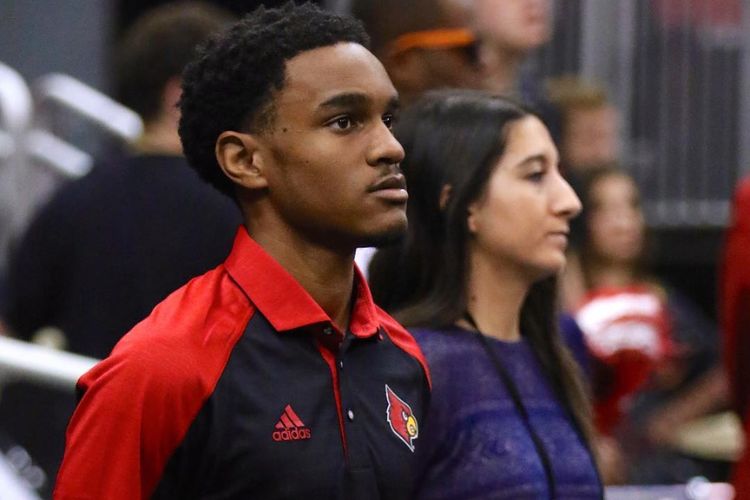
[567,165,728,483]
[565,165,673,435]
[369,90,602,498]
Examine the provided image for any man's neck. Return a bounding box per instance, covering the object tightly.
[248,225,356,332]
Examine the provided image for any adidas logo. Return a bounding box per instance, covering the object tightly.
[272,404,312,442]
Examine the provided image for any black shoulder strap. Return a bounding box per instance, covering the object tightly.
[463,312,556,500]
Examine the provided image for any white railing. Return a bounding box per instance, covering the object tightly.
[605,480,735,500]
[0,61,33,274]
[0,63,145,273]
[0,336,98,497]
[0,336,98,392]
[24,129,93,180]
[0,63,32,135]
[27,72,144,181]
[0,453,42,500]
[33,73,143,143]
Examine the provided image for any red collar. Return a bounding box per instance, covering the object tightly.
[224,227,380,338]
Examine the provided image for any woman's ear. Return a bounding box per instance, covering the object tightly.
[441,183,479,234]
[215,131,268,190]
[438,184,453,211]
[466,196,481,235]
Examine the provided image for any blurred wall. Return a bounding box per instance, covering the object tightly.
[0,1,115,91]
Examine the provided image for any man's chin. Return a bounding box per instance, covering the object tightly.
[357,225,406,249]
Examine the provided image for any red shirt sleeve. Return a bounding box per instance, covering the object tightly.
[720,177,750,418]
[53,269,252,499]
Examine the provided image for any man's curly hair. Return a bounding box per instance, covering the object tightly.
[179,2,370,199]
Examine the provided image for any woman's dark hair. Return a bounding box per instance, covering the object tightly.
[369,89,593,443]
[573,164,649,289]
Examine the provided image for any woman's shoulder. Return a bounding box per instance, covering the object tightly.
[409,326,477,363]
[407,327,485,406]
[411,325,467,346]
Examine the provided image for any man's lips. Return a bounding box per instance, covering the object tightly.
[368,174,408,203]
[368,174,407,192]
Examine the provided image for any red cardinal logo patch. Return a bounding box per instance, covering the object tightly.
[385,384,419,452]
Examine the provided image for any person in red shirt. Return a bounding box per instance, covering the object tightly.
[567,165,728,484]
[720,175,750,498]
[53,3,430,498]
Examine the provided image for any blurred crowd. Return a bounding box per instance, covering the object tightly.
[0,0,747,498]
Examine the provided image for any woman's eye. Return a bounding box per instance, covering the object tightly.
[527,171,544,182]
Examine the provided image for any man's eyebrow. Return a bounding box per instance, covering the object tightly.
[317,93,400,112]
[319,92,370,109]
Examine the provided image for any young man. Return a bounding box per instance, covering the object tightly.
[54,3,430,499]
[1,4,237,492]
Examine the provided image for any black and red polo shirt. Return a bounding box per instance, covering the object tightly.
[54,228,431,499]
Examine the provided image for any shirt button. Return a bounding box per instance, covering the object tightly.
[323,326,334,336]
[347,409,355,421]
[338,360,344,369]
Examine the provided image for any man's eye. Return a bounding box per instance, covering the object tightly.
[331,117,353,130]
[382,113,396,129]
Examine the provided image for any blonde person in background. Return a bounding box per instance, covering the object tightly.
[546,76,621,174]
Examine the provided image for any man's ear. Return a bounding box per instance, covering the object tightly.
[215,131,269,190]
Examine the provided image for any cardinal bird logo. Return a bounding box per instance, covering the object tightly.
[385,384,419,452]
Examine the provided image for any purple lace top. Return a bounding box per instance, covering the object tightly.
[412,326,602,499]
